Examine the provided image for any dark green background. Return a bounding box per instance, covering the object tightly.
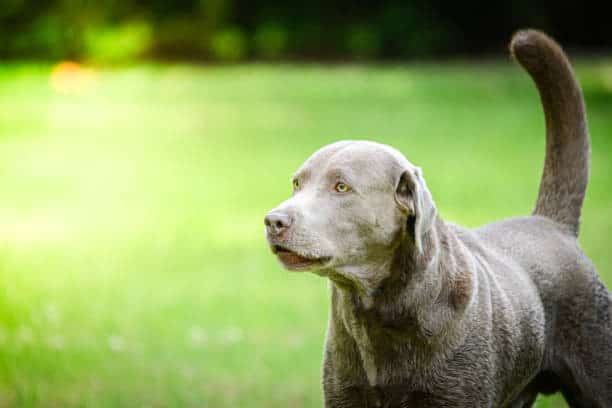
[1,0,610,61]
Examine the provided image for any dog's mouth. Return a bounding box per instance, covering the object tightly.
[271,245,331,271]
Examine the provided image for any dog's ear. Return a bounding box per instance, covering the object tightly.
[394,167,437,254]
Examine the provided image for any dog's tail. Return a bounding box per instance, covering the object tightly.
[510,29,590,236]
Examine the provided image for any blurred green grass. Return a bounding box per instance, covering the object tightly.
[0,61,611,407]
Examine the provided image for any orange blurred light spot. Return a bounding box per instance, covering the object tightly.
[50,61,97,95]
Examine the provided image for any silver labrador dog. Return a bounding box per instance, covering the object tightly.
[264,30,612,407]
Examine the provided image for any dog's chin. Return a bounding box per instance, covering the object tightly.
[271,245,331,272]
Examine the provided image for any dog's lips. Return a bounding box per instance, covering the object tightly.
[272,245,330,270]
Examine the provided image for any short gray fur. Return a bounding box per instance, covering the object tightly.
[265,30,612,407]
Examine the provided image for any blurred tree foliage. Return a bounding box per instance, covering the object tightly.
[0,0,609,62]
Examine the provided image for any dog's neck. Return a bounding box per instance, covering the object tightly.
[332,217,474,344]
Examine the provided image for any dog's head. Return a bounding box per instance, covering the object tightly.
[265,141,436,292]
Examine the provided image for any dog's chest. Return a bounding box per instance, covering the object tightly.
[341,318,428,387]
[347,319,379,385]
[338,297,419,387]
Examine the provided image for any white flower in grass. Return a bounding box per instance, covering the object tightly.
[108,334,125,352]
[287,333,305,348]
[16,326,34,345]
[43,303,61,324]
[187,325,208,347]
[219,326,243,345]
[181,366,196,380]
[47,334,65,349]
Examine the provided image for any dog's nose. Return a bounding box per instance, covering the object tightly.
[264,211,292,235]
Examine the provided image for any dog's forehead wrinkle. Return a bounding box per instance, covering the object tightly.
[324,167,349,180]
[300,141,417,189]
[299,140,359,171]
[330,141,412,166]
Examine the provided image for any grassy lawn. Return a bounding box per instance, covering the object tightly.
[0,60,611,407]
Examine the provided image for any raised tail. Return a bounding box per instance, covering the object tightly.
[510,29,590,236]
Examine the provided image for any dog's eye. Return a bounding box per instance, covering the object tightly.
[334,182,350,193]
[293,179,300,190]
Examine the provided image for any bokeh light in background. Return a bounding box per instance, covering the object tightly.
[0,1,611,407]
[50,61,97,95]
